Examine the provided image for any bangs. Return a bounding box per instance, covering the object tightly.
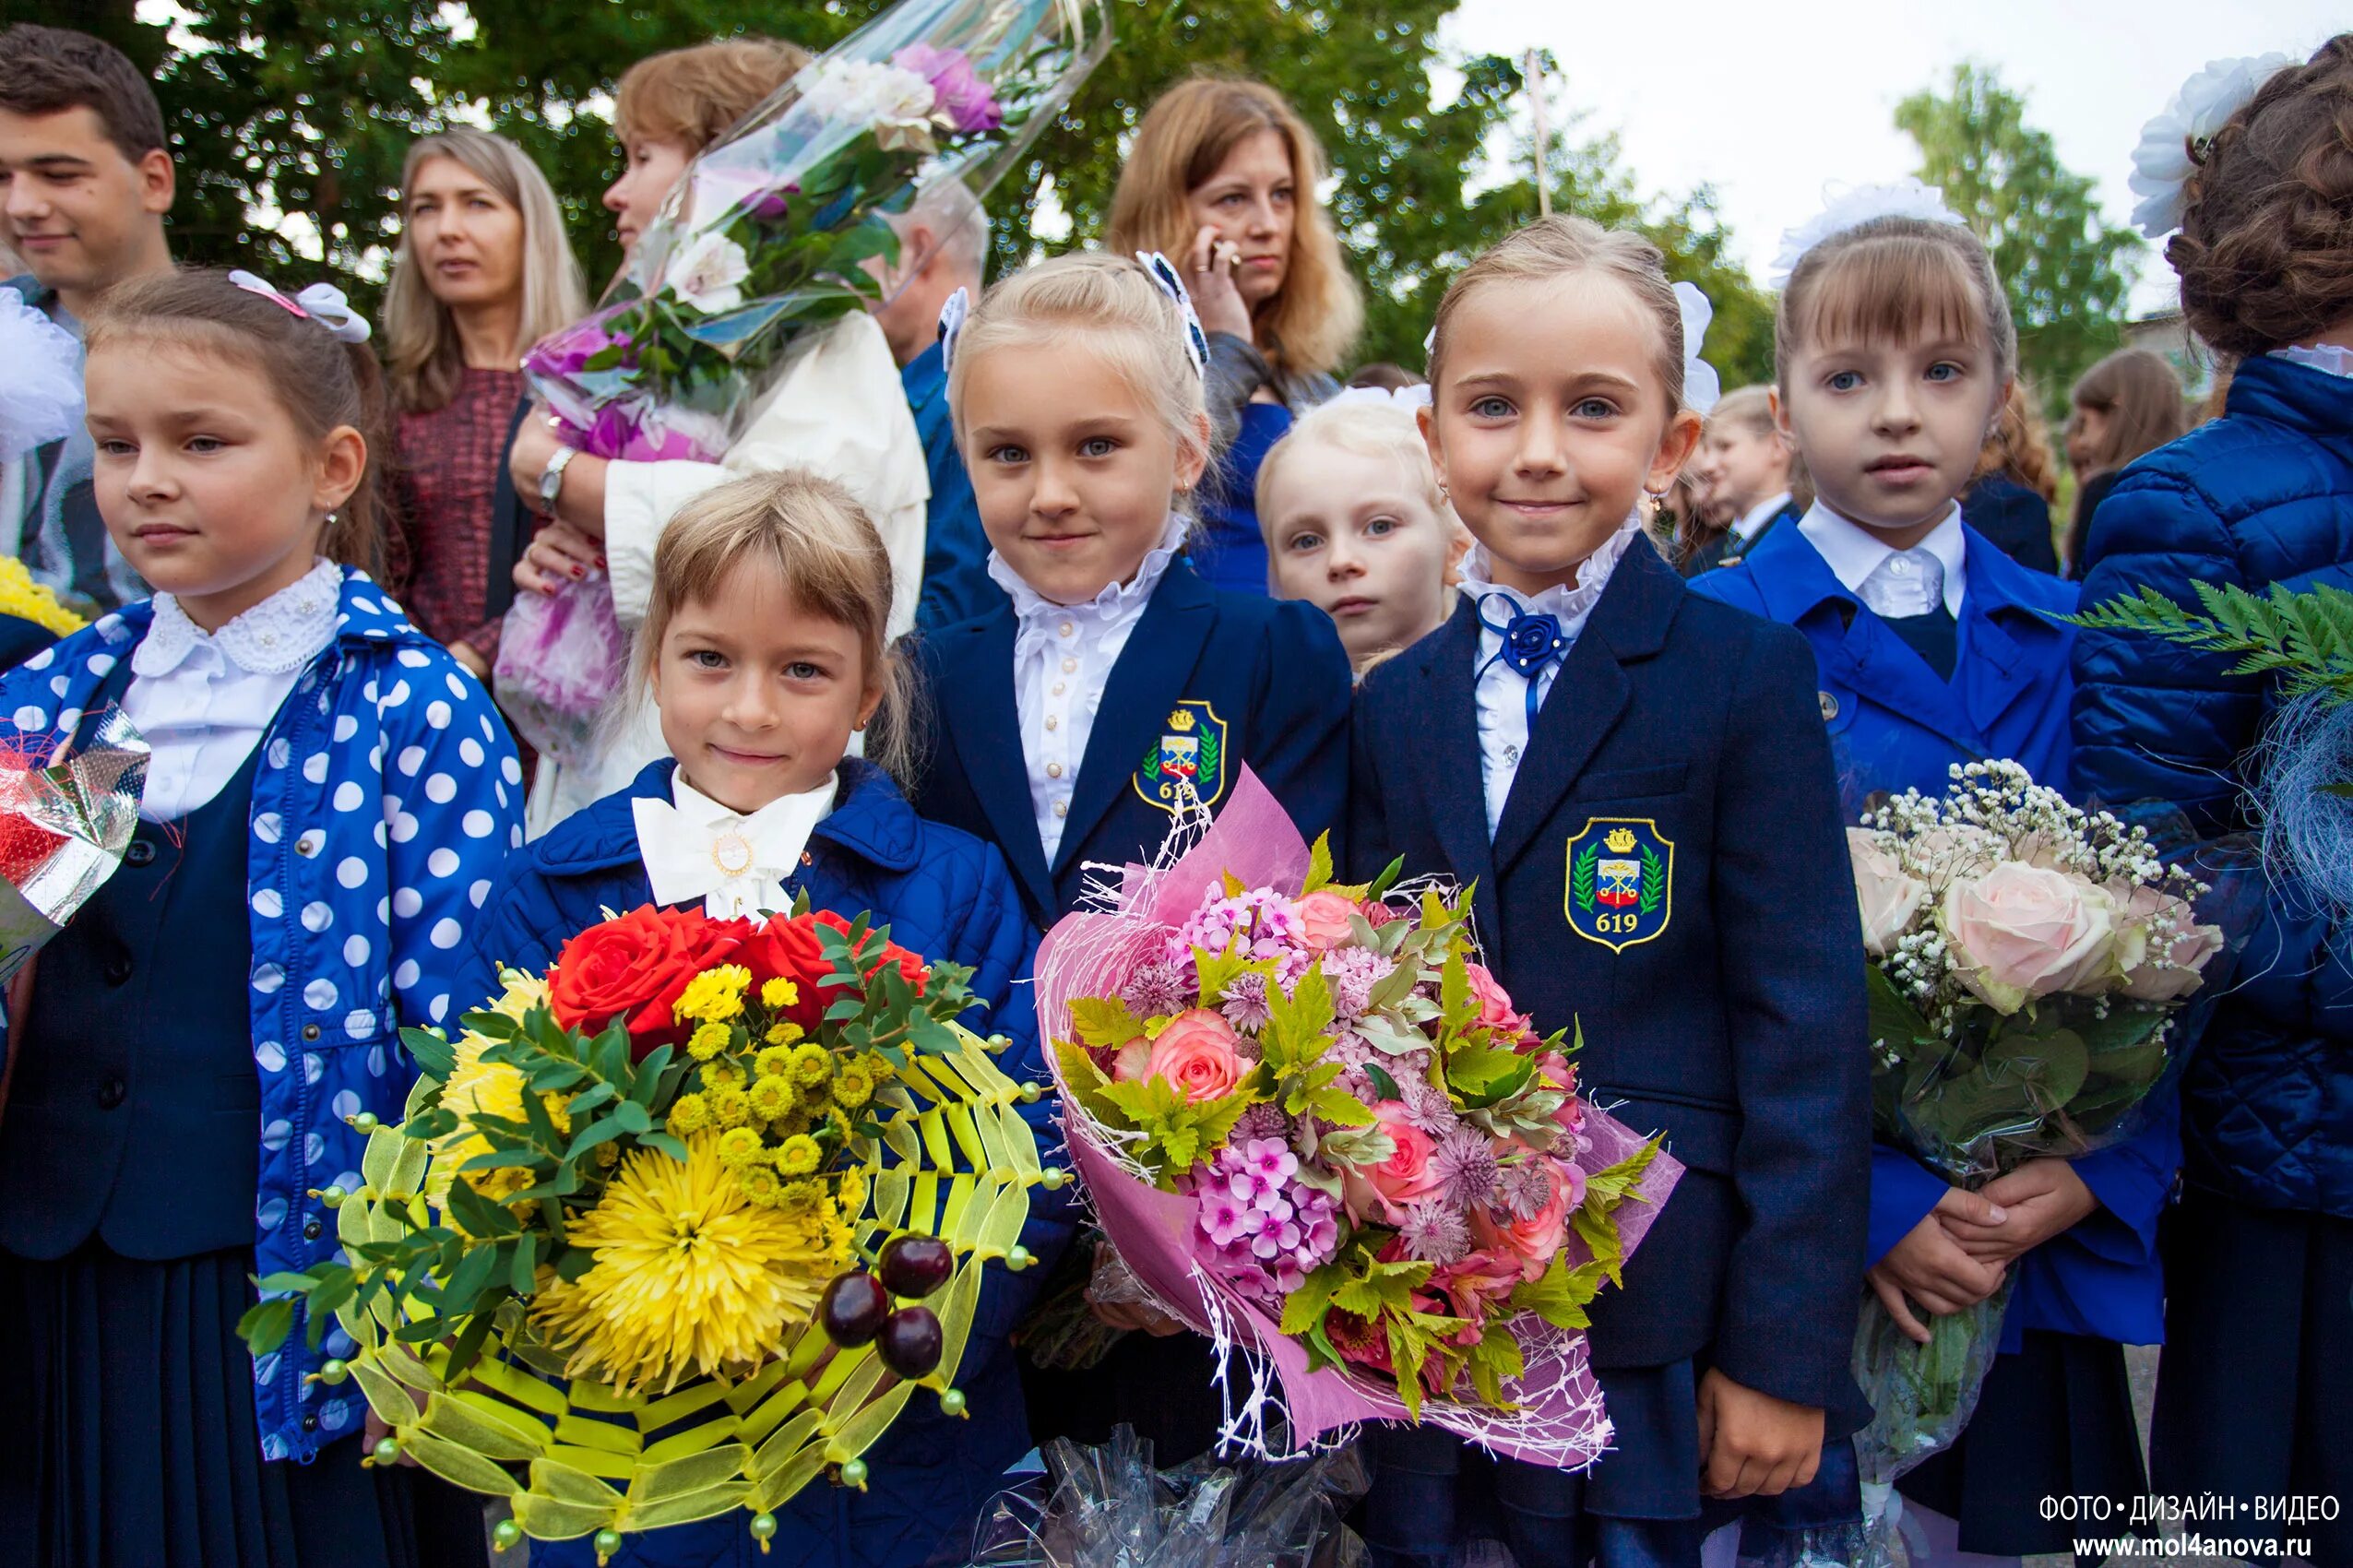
[1787,234,1992,360]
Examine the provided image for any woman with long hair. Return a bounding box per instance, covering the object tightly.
[1106,75,1363,593]
[2063,347,2189,576]
[383,127,586,678]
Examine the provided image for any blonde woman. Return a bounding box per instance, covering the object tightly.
[384,127,586,680]
[1106,75,1363,593]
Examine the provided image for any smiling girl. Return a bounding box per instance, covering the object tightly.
[1348,215,1870,1568]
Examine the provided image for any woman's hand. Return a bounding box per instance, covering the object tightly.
[1187,223,1254,343]
[506,415,564,511]
[1865,1189,2012,1344]
[1939,1158,2098,1265]
[513,521,601,598]
[1082,1240,1186,1337]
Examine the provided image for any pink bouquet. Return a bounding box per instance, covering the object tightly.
[1038,771,1681,1467]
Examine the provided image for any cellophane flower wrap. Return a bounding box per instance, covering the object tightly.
[1038,770,1682,1468]
[498,0,1111,756]
[0,707,146,1009]
[1844,759,2246,1538]
[237,897,1057,1560]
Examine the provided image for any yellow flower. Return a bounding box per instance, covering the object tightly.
[790,1042,831,1087]
[836,1168,869,1220]
[686,1022,732,1062]
[0,554,86,638]
[754,1045,798,1079]
[746,1075,795,1123]
[715,1126,766,1168]
[529,1132,836,1396]
[765,1022,806,1047]
[761,978,799,1010]
[711,1086,753,1129]
[674,965,752,1026]
[700,1061,746,1092]
[428,981,570,1218]
[666,1092,712,1135]
[774,1134,822,1176]
[777,1178,826,1215]
[832,1064,874,1110]
[736,1163,785,1206]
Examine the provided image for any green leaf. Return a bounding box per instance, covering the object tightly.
[1302,831,1336,895]
[401,1026,458,1082]
[509,1232,541,1297]
[1362,1061,1401,1101]
[1279,1259,1349,1336]
[238,1297,297,1356]
[612,1099,654,1136]
[1366,855,1407,900]
[1070,997,1149,1049]
[444,1177,522,1240]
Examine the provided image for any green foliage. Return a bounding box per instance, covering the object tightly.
[1096,1073,1254,1175]
[1895,64,2142,414]
[2069,580,2353,705]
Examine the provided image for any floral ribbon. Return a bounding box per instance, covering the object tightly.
[227,269,373,345]
[1475,595,1572,724]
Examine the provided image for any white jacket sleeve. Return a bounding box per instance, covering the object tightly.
[601,312,931,637]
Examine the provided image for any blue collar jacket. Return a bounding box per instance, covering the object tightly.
[0,575,522,1459]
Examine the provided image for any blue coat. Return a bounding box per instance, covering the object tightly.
[905,342,995,635]
[909,557,1352,927]
[2073,352,2353,1218]
[1350,542,1872,1417]
[1695,522,2172,1350]
[1959,472,2060,577]
[0,574,523,1459]
[461,757,1069,1568]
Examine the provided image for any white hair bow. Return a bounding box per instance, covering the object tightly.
[2128,52,2296,238]
[227,270,373,345]
[1771,179,1967,287]
[936,284,971,377]
[1135,251,1210,378]
[1327,384,1432,413]
[1674,281,1719,415]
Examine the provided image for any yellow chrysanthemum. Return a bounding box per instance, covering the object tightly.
[777,1178,826,1216]
[529,1133,835,1396]
[790,1042,831,1087]
[765,1022,806,1047]
[667,1092,712,1135]
[754,1045,798,1079]
[700,1061,746,1093]
[774,1134,822,1176]
[715,1126,766,1168]
[711,1086,753,1129]
[746,1075,795,1123]
[428,976,569,1216]
[736,1164,784,1206]
[832,1064,874,1110]
[686,1022,732,1062]
[0,555,86,638]
[761,978,799,1010]
[836,1168,869,1221]
[675,965,752,1026]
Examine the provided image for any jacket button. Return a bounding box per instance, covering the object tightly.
[301,1414,317,1432]
[103,954,133,985]
[303,1218,324,1241]
[295,833,323,858]
[302,1024,321,1041]
[1818,691,1840,721]
[96,1076,125,1110]
[124,839,156,868]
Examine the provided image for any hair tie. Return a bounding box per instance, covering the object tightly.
[936,285,971,379]
[1327,384,1432,413]
[2128,52,2296,238]
[1770,179,1967,287]
[1673,281,1719,415]
[227,269,373,345]
[1134,252,1210,379]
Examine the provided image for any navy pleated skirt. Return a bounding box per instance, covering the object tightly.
[0,1241,425,1568]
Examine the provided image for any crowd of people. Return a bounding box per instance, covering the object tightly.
[0,16,2347,1568]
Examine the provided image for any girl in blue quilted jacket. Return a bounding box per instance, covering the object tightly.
[2074,38,2353,1564]
[0,269,523,1567]
[460,469,1064,1568]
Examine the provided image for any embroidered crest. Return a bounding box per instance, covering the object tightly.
[1135,699,1229,812]
[1565,818,1673,952]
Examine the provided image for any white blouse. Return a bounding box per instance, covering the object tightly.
[633,769,835,921]
[123,559,341,820]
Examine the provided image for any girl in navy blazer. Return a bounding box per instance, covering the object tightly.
[1349,216,1869,1568]
[461,471,1064,1568]
[906,253,1351,1461]
[1693,192,2169,1568]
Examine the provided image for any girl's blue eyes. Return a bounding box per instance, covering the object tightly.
[1574,398,1616,421]
[987,445,1027,465]
[1365,517,1397,537]
[1470,396,1513,419]
[1925,362,1961,383]
[1080,437,1119,457]
[1827,371,1862,392]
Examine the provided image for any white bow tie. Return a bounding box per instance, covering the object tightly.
[632,775,835,919]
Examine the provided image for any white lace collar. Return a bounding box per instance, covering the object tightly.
[986,513,1190,624]
[134,559,342,679]
[1460,512,1644,623]
[2272,343,2353,380]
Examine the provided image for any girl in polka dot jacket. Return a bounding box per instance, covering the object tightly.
[0,270,520,1568]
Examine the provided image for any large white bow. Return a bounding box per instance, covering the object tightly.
[227,269,373,345]
[632,776,835,920]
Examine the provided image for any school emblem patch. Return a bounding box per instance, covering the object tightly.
[1565,818,1673,952]
[1135,699,1229,813]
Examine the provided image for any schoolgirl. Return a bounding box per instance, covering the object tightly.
[0,268,522,1567]
[1680,385,1798,576]
[1348,215,1870,1568]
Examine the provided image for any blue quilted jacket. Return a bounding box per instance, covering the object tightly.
[459,757,1072,1568]
[0,572,523,1459]
[2072,352,2353,1216]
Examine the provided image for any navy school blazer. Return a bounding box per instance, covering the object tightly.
[909,557,1354,930]
[1349,541,1872,1415]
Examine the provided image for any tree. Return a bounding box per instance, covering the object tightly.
[1896,63,2142,412]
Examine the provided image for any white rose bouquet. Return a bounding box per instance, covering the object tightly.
[1844,760,2235,1532]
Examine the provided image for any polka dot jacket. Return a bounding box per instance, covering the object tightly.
[0,570,525,1461]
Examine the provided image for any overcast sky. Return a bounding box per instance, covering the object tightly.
[1444,0,2346,316]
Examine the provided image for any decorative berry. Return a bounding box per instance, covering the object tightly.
[875,1305,944,1379]
[317,1359,349,1384]
[939,1387,969,1418]
[1007,1244,1033,1270]
[877,1234,954,1299]
[819,1271,890,1347]
[840,1457,870,1489]
[318,1184,348,1207]
[372,1436,400,1465]
[492,1519,522,1551]
[351,1111,381,1134]
[749,1513,778,1543]
[594,1527,623,1561]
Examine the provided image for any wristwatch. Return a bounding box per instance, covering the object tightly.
[536,445,579,515]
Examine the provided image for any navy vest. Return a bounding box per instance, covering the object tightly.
[0,689,267,1262]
